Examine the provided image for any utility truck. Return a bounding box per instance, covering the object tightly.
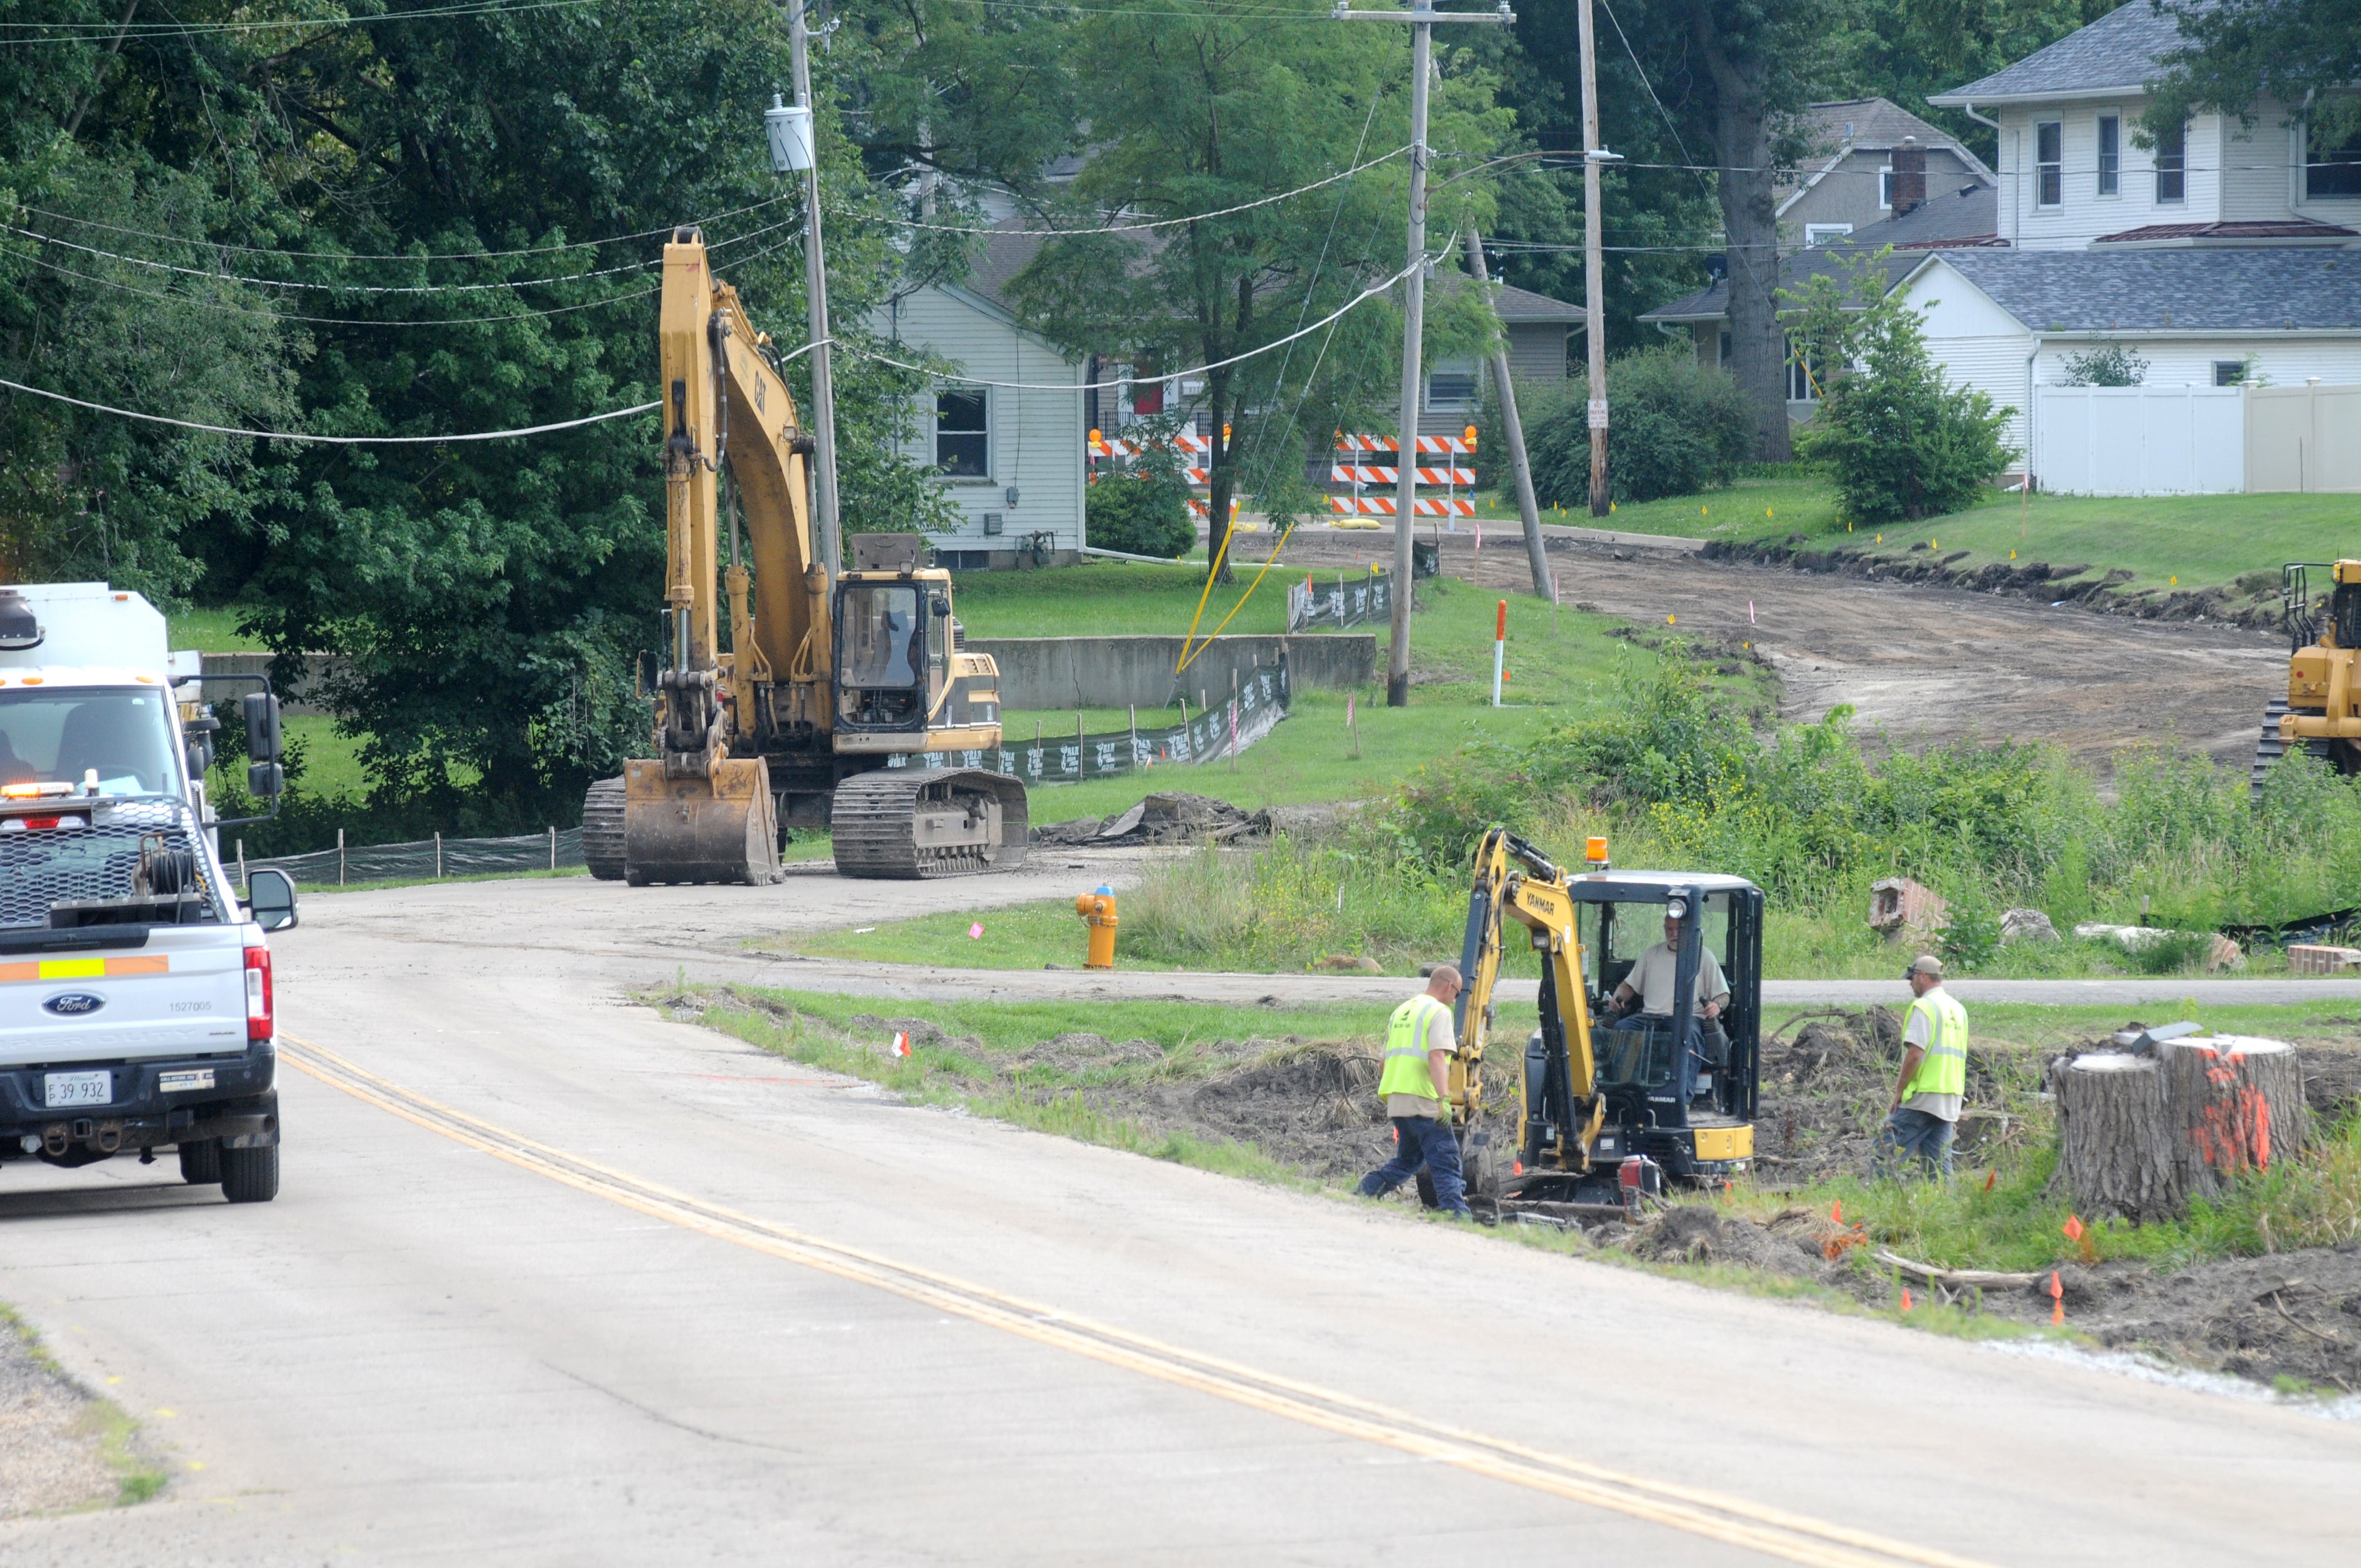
[0,583,296,1202]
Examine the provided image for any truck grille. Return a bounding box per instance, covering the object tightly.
[0,801,219,929]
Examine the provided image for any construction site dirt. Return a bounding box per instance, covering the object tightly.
[711,994,2360,1395]
[1268,529,2284,777]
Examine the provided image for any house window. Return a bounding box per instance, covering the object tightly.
[2097,115,2120,196]
[1878,167,1894,209]
[1717,330,1732,367]
[1804,222,1853,246]
[2156,121,2186,203]
[1787,339,1817,402]
[1424,358,1479,410]
[934,389,989,478]
[2213,360,2249,387]
[2308,123,2361,200]
[2035,121,2063,207]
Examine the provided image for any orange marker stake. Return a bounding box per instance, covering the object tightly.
[1491,599,1508,707]
[1830,1199,1843,1224]
[1900,1287,1914,1313]
[2049,1270,2065,1326]
[1983,1169,1998,1192]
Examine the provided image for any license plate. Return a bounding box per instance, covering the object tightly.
[44,1070,112,1109]
[159,1069,216,1094]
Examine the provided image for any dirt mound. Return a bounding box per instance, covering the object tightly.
[1016,1032,1166,1072]
[1034,791,1271,847]
[1756,1009,2047,1182]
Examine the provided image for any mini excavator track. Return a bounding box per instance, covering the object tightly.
[830,767,1030,880]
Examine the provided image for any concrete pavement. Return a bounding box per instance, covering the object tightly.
[2,872,2355,1562]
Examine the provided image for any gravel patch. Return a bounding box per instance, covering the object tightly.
[0,1315,120,1518]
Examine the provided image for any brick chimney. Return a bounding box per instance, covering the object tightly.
[1891,135,1927,217]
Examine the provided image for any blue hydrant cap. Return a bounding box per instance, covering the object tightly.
[1095,884,1114,896]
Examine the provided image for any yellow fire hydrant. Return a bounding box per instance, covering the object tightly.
[1075,884,1118,970]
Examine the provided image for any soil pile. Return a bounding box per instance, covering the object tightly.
[1035,792,1272,847]
[1756,1008,2043,1181]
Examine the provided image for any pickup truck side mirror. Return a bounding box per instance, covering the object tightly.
[241,692,284,798]
[245,867,298,932]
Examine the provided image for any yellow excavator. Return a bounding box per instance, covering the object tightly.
[1444,827,1759,1215]
[582,228,1027,883]
[2255,560,2361,788]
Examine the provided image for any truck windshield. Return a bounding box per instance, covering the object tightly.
[0,689,182,798]
[839,585,921,689]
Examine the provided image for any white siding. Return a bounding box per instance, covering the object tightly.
[873,285,1086,551]
[2033,338,2361,389]
[1902,260,2037,462]
[1997,101,2234,248]
[2218,113,2298,222]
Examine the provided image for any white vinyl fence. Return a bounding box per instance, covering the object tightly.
[2033,385,2245,496]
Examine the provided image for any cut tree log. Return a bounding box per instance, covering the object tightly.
[2052,1036,2309,1222]
[2161,1035,2308,1201]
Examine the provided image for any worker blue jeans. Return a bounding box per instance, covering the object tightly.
[1877,1107,1957,1178]
[1359,1115,1472,1217]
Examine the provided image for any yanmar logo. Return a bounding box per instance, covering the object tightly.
[41,992,105,1017]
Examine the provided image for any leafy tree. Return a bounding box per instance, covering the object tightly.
[1784,248,2014,522]
[2058,343,2148,386]
[1085,476,1194,559]
[1001,0,1508,582]
[2146,0,2361,144]
[1841,0,2115,164]
[1519,345,1756,505]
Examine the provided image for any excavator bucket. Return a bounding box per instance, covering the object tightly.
[830,767,1030,879]
[622,757,785,886]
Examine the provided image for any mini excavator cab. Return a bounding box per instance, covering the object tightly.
[1448,828,1759,1214]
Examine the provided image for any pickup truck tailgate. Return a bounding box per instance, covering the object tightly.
[0,927,249,1066]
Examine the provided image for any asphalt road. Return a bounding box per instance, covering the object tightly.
[3,872,2356,1564]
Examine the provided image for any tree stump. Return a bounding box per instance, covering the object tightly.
[2052,1036,2310,1222]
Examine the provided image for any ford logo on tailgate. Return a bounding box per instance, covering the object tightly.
[42,992,105,1016]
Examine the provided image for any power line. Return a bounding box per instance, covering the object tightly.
[0,0,604,45]
[0,335,830,444]
[15,192,795,263]
[855,244,1433,390]
[0,377,656,443]
[895,147,1408,235]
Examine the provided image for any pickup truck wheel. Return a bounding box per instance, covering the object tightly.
[178,1139,221,1185]
[220,1143,279,1204]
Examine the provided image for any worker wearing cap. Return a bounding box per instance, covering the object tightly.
[1356,965,1473,1219]
[1602,903,1731,1093]
[1880,954,1968,1176]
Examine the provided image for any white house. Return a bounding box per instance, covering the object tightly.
[871,228,1089,570]
[1924,2,2361,249]
[1893,247,2361,471]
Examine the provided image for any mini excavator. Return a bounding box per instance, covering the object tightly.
[583,228,1027,884]
[1441,827,1760,1214]
[2255,560,2361,787]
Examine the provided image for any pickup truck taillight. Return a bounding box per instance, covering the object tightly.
[244,943,274,1042]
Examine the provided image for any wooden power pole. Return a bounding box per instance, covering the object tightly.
[1462,229,1549,597]
[1334,1,1516,706]
[1576,0,1619,516]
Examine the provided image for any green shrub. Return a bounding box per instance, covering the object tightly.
[1519,346,1758,505]
[1785,249,2014,523]
[1085,476,1194,558]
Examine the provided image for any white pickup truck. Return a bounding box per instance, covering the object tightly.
[0,583,296,1202]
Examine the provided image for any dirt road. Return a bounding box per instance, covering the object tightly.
[1275,527,2284,775]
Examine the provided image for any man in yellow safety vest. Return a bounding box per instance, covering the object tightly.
[1879,954,1968,1177]
[1355,965,1473,1218]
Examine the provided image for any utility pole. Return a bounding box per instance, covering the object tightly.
[1576,0,1620,517]
[1462,229,1548,598]
[789,1,843,589]
[1334,1,1515,707]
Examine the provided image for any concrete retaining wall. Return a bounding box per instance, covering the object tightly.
[966,635,1375,711]
[204,635,1378,717]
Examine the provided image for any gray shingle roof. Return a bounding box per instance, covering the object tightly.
[1799,98,1992,176]
[1930,248,2361,331]
[1637,186,2000,323]
[1929,1,2208,105]
[1492,282,1583,321]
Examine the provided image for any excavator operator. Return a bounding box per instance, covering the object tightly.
[1601,903,1731,1091]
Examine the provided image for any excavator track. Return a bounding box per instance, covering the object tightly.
[581,776,626,880]
[831,767,1029,880]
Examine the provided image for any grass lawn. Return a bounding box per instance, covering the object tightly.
[989,573,1762,825]
[1467,469,1850,543]
[949,559,1294,639]
[167,606,266,651]
[1832,491,2361,602]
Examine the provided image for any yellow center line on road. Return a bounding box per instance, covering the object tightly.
[282,1034,2001,1568]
